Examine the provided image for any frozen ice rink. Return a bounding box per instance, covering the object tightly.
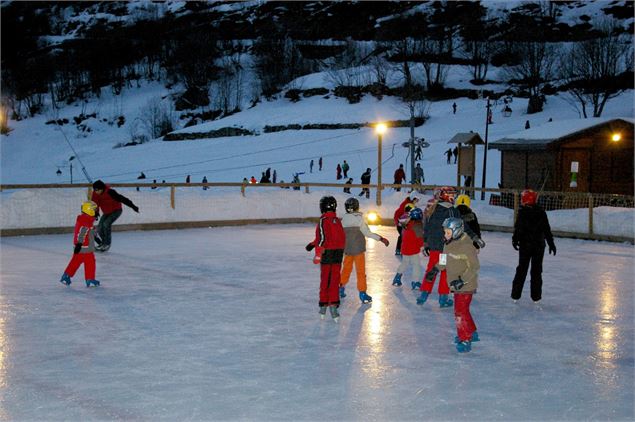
[0,225,633,421]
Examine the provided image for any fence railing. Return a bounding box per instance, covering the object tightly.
[1,182,633,242]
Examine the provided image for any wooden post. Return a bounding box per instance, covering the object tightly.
[305,185,309,194]
[377,133,382,206]
[456,142,461,188]
[170,185,175,210]
[241,183,246,197]
[588,194,594,236]
[513,191,519,223]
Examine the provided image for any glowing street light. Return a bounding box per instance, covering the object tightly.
[611,133,622,142]
[366,211,380,225]
[375,123,387,206]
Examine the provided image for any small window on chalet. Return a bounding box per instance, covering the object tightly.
[611,149,634,182]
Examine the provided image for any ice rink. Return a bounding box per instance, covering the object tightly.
[0,225,633,421]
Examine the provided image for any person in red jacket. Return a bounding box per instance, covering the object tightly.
[91,180,139,252]
[393,164,406,192]
[306,196,346,322]
[60,201,100,287]
[393,195,419,256]
[392,206,424,288]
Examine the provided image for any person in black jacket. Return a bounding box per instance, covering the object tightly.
[358,168,371,198]
[511,189,556,303]
[455,194,482,249]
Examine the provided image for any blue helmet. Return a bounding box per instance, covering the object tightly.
[409,207,423,221]
[442,217,464,240]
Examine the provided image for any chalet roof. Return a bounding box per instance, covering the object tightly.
[489,118,634,151]
[448,132,484,145]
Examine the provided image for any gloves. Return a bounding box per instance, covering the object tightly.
[131,205,139,213]
[379,236,390,247]
[473,237,486,249]
[512,239,519,251]
[424,267,439,282]
[422,247,430,257]
[73,243,82,254]
[449,277,464,291]
[305,242,315,252]
[313,247,324,265]
[548,243,556,256]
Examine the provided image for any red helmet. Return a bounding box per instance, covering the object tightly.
[436,186,457,204]
[521,189,538,206]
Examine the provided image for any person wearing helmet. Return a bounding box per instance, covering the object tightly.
[511,189,556,303]
[392,207,424,289]
[340,198,390,304]
[419,186,485,308]
[60,201,100,287]
[306,196,346,322]
[455,194,482,249]
[393,195,420,256]
[91,180,139,252]
[424,217,480,352]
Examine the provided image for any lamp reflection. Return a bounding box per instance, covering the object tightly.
[0,313,6,420]
[595,275,617,363]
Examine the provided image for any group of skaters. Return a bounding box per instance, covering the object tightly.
[306,186,555,353]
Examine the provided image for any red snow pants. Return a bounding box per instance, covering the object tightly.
[421,250,450,294]
[64,253,96,280]
[319,263,341,307]
[454,293,477,342]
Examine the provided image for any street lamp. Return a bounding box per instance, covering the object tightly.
[480,98,491,201]
[611,133,622,142]
[56,156,75,183]
[375,123,387,206]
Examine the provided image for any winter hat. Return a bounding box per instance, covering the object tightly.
[92,180,106,190]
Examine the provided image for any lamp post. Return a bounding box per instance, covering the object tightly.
[480,98,491,201]
[56,156,75,183]
[375,123,387,206]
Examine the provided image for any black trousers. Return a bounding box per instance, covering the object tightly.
[511,245,545,301]
[395,225,403,254]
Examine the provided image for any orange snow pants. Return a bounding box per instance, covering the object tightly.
[340,253,367,292]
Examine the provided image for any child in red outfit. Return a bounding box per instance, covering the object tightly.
[306,196,346,322]
[60,201,100,287]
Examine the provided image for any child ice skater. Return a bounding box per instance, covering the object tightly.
[60,201,100,287]
[424,217,480,352]
[306,196,346,321]
[340,197,389,304]
[392,206,424,289]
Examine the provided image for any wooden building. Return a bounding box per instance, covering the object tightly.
[489,118,633,195]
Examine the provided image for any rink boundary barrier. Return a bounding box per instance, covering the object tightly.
[1,219,632,244]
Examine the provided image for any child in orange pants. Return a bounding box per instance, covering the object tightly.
[340,198,389,304]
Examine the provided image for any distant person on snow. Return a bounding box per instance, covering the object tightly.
[310,159,314,173]
[186,175,191,183]
[91,180,139,252]
[319,156,323,171]
[445,148,453,164]
[342,160,350,178]
[202,176,208,190]
[343,177,353,194]
[452,102,457,114]
[453,146,458,164]
[359,168,371,198]
[59,201,100,287]
[336,163,342,180]
[393,164,406,191]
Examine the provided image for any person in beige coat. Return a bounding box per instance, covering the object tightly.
[424,217,480,353]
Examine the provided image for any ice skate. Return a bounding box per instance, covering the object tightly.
[411,281,421,290]
[95,244,110,252]
[85,279,101,287]
[339,286,346,298]
[439,294,454,308]
[392,273,402,286]
[319,306,327,320]
[456,340,472,353]
[59,273,71,286]
[359,291,372,304]
[416,291,429,305]
[455,332,479,344]
[329,306,339,322]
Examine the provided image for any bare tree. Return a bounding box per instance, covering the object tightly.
[559,20,632,118]
[504,41,558,113]
[139,97,175,139]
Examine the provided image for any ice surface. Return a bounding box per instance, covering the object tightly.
[0,225,633,421]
